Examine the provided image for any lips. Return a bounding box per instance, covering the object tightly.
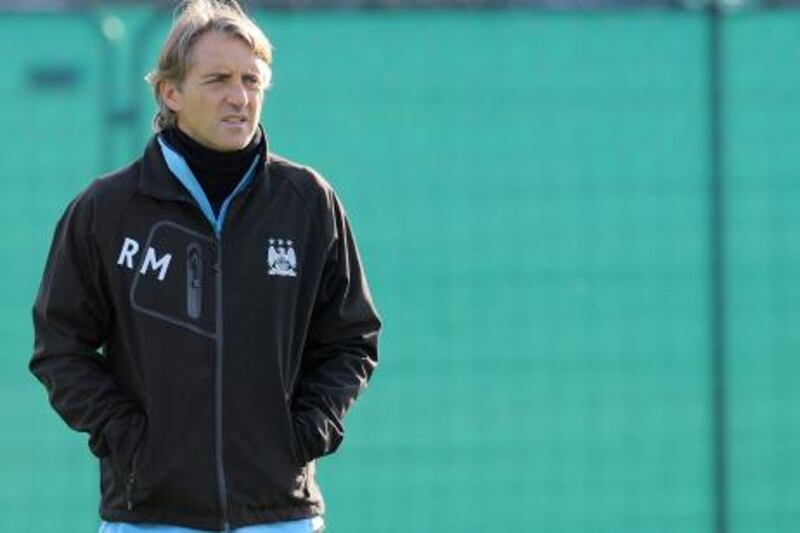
[221,116,247,124]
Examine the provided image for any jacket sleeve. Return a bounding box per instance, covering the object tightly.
[291,191,381,464]
[30,192,145,478]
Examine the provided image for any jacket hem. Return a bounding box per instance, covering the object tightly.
[101,503,323,531]
[231,503,324,529]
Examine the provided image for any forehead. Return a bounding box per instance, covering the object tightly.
[187,30,264,74]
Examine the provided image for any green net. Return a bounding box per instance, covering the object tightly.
[1,8,797,533]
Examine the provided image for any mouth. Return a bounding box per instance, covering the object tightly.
[221,116,248,126]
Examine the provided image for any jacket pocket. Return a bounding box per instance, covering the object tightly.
[108,414,146,512]
[283,396,304,467]
[105,413,146,486]
[125,444,141,511]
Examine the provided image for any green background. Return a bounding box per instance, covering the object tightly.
[1,7,798,532]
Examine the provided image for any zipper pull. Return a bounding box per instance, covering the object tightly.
[187,243,203,319]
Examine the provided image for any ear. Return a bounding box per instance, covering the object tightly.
[160,80,183,113]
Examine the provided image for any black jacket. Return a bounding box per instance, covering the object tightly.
[30,134,380,530]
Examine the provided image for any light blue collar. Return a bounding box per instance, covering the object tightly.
[157,136,261,236]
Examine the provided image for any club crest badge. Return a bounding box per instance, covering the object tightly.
[267,238,297,277]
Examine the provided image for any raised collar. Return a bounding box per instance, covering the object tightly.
[137,126,270,205]
[158,136,261,236]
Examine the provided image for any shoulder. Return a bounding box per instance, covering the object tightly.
[92,161,140,198]
[267,153,336,208]
[65,158,142,232]
[266,154,350,246]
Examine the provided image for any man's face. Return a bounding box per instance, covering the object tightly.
[162,31,266,152]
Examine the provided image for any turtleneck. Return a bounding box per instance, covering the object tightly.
[160,126,262,216]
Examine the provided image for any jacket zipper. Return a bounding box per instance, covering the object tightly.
[187,243,203,319]
[214,237,230,532]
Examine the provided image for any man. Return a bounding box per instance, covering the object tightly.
[29,1,380,532]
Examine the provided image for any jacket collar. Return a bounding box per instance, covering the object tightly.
[138,125,270,203]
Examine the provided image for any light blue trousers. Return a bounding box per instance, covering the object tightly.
[99,516,324,533]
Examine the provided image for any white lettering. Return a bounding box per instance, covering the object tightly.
[139,248,172,282]
[117,238,139,269]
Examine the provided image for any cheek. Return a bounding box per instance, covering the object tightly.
[197,90,222,106]
[201,97,223,120]
[250,93,264,109]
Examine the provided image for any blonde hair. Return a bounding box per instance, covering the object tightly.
[145,0,273,132]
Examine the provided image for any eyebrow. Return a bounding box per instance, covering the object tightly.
[201,71,261,80]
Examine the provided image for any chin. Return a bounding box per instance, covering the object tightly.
[214,137,249,152]
[223,141,248,152]
[217,131,256,152]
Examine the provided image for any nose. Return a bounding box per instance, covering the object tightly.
[226,81,249,108]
